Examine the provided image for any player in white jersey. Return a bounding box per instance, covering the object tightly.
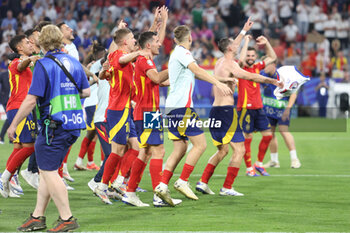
[86,55,114,193]
[74,45,106,171]
[155,25,233,206]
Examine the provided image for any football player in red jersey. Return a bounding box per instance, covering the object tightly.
[237,35,278,177]
[93,27,150,204]
[0,35,40,198]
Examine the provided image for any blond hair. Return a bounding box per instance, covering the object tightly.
[114,28,132,46]
[174,25,190,43]
[39,25,63,51]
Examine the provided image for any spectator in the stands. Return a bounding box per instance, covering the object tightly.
[203,2,217,29]
[191,2,203,28]
[331,50,348,78]
[324,14,337,46]
[229,0,243,30]
[246,4,263,39]
[315,72,329,117]
[283,19,299,43]
[279,0,293,25]
[316,48,330,76]
[65,11,78,31]
[1,10,17,31]
[45,2,57,22]
[313,7,327,35]
[296,0,310,38]
[218,0,233,27]
[212,14,228,45]
[337,15,349,50]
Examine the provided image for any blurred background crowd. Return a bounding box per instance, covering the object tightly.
[0,0,349,119]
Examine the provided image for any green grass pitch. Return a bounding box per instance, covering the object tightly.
[0,119,349,232]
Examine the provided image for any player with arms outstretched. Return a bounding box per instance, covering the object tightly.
[238,35,277,177]
[154,25,232,206]
[196,27,282,196]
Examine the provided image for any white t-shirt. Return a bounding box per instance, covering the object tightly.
[337,20,349,39]
[218,0,233,16]
[279,0,293,18]
[309,5,320,23]
[314,13,327,31]
[84,59,101,107]
[274,66,310,100]
[296,4,309,22]
[248,11,263,30]
[94,79,110,123]
[165,45,196,113]
[324,19,337,38]
[203,7,217,24]
[65,43,79,60]
[284,24,299,41]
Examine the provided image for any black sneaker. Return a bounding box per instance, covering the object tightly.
[47,216,79,232]
[17,214,46,232]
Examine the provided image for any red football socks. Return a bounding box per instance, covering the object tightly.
[160,169,173,185]
[126,158,147,192]
[87,141,96,162]
[120,149,138,177]
[223,167,239,189]
[78,137,91,159]
[102,153,121,185]
[149,159,163,190]
[257,135,273,162]
[6,147,34,174]
[244,138,252,168]
[58,164,63,178]
[63,146,72,163]
[6,148,21,167]
[200,163,216,184]
[179,163,194,182]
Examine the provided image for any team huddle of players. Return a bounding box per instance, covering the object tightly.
[0,7,302,210]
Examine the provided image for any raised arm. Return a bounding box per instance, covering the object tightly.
[149,7,160,32]
[256,36,277,66]
[157,6,168,44]
[108,20,127,54]
[238,35,251,67]
[232,17,254,53]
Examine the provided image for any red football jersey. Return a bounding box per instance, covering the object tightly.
[133,56,159,121]
[6,58,33,111]
[106,50,134,111]
[237,61,265,110]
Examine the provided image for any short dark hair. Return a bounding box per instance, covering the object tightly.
[113,28,132,45]
[34,21,51,32]
[24,28,39,37]
[138,31,157,49]
[247,47,256,52]
[56,22,66,29]
[218,38,232,53]
[9,35,26,53]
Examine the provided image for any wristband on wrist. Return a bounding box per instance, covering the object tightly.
[240,30,247,35]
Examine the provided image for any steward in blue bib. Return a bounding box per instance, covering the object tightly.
[29,49,89,135]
